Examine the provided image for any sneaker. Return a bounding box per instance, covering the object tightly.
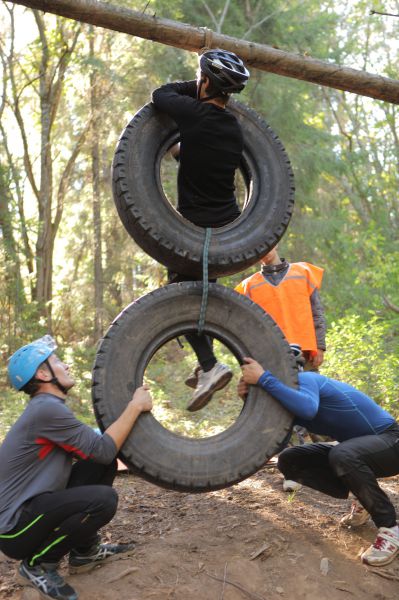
[69,542,136,574]
[18,560,78,600]
[282,479,302,492]
[184,365,202,389]
[340,501,370,528]
[187,363,233,412]
[361,526,399,566]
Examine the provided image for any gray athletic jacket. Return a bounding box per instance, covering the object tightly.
[0,393,117,533]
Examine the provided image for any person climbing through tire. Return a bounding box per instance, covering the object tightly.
[152,49,250,412]
[239,356,399,567]
[0,336,153,600]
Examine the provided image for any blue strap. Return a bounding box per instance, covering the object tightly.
[197,228,212,335]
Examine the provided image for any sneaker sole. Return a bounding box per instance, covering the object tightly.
[362,547,399,566]
[187,371,233,412]
[69,547,136,574]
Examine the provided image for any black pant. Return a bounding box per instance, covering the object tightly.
[168,269,217,372]
[0,460,118,566]
[278,424,399,528]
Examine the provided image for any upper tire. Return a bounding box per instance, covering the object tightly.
[112,100,295,278]
[92,282,297,492]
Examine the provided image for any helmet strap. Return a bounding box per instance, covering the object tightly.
[198,92,224,103]
[197,78,205,100]
[43,358,68,395]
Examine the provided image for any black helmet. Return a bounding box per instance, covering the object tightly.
[289,343,306,370]
[199,49,250,94]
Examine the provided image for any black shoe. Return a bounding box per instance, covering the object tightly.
[184,365,202,389]
[18,560,78,600]
[69,542,136,574]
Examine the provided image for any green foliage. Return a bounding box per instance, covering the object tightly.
[0,386,29,443]
[0,1,399,441]
[145,338,243,438]
[321,314,399,415]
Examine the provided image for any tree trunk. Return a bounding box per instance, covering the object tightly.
[90,27,104,340]
[33,10,55,328]
[8,0,399,105]
[0,168,26,346]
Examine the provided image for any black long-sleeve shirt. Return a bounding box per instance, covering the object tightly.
[152,80,242,227]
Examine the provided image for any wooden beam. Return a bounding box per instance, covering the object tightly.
[7,0,399,104]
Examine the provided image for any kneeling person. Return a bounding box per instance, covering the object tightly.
[0,336,153,600]
[240,356,399,567]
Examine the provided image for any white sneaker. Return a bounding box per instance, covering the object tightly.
[187,363,233,412]
[361,526,399,566]
[340,501,370,528]
[282,479,302,492]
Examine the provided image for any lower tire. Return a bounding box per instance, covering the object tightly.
[92,283,296,492]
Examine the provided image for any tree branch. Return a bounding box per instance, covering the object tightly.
[5,0,399,104]
[6,6,40,200]
[370,10,399,18]
[382,295,399,314]
[54,120,91,234]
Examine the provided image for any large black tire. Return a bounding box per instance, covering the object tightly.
[112,100,295,278]
[92,283,296,492]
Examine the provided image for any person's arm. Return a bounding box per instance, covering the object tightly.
[105,385,152,451]
[241,357,320,419]
[310,288,326,368]
[152,80,198,124]
[37,386,152,464]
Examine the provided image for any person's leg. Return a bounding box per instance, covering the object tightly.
[184,333,216,371]
[328,428,399,528]
[0,485,117,600]
[65,459,118,552]
[0,485,118,565]
[329,428,399,566]
[167,270,232,410]
[278,443,350,498]
[168,270,218,371]
[67,458,117,488]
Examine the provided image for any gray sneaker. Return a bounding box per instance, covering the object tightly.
[69,542,136,574]
[187,363,233,412]
[18,560,78,600]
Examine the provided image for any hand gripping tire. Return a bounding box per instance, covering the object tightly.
[92,283,297,492]
[112,100,295,278]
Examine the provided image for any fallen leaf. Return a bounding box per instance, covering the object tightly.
[250,542,271,561]
[320,557,330,576]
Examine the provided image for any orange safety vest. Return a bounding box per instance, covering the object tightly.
[235,262,324,354]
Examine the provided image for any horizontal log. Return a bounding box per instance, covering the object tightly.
[7,0,399,104]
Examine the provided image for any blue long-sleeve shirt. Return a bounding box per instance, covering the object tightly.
[257,371,395,442]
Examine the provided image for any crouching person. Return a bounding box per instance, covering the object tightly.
[240,356,399,567]
[0,336,153,600]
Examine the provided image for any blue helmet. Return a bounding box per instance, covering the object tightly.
[8,336,57,390]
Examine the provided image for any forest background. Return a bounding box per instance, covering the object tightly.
[0,0,399,439]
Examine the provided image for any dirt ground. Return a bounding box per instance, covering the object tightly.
[1,462,399,600]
